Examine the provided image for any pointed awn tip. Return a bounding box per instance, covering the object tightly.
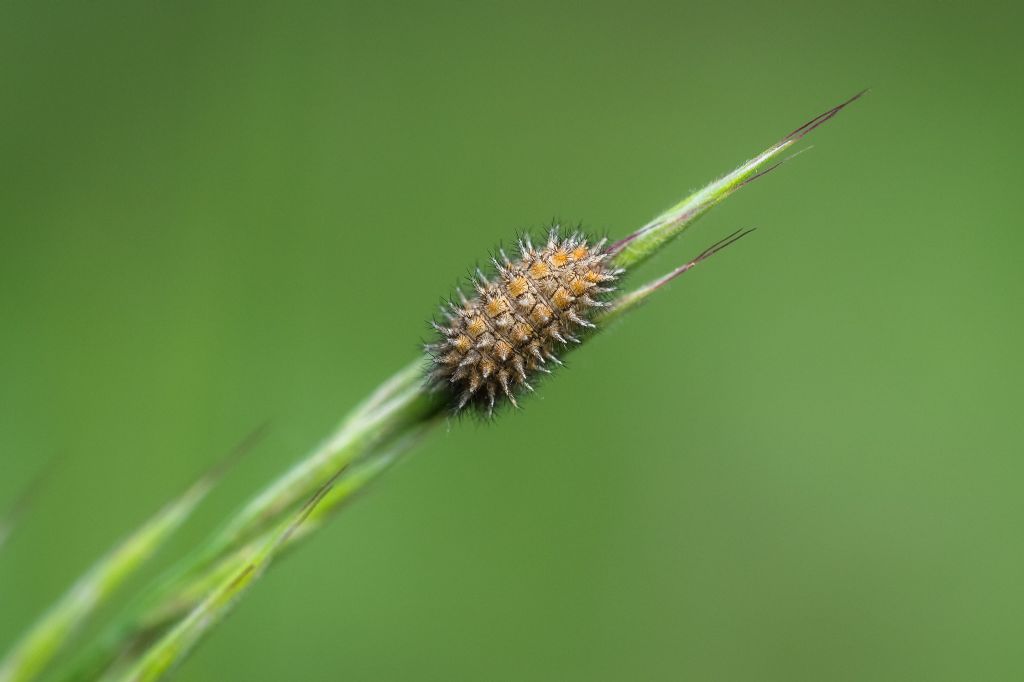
[783,89,867,143]
[606,90,864,263]
[653,228,757,290]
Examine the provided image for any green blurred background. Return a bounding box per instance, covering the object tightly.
[2,1,1022,680]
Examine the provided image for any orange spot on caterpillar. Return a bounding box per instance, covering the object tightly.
[467,317,487,337]
[568,277,589,296]
[530,303,553,325]
[510,322,534,344]
[552,287,573,310]
[507,276,529,298]
[493,339,513,361]
[484,298,507,317]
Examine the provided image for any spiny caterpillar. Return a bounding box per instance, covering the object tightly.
[426,227,623,415]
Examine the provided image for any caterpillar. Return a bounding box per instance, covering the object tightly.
[425,226,623,415]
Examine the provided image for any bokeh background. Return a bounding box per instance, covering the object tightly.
[2,1,1022,680]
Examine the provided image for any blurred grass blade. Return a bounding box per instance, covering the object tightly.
[115,461,353,682]
[343,359,427,425]
[195,364,439,565]
[0,428,266,682]
[0,457,58,553]
[58,371,443,682]
[609,90,864,271]
[100,424,434,682]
